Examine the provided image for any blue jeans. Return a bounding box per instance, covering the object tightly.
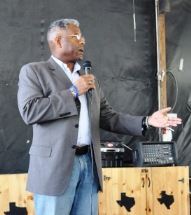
[34,152,99,215]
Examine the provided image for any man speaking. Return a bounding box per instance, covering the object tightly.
[17,18,182,215]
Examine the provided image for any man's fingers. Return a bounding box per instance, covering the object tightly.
[160,107,171,114]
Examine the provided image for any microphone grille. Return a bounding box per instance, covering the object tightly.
[83,60,92,69]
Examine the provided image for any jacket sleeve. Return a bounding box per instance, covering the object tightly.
[17,64,78,125]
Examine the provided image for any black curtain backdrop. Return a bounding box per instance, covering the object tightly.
[0,0,190,174]
[166,0,191,174]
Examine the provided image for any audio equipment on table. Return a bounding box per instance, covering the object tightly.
[132,141,178,167]
[100,141,125,167]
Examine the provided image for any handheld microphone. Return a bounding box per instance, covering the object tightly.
[83,61,92,96]
[83,60,92,75]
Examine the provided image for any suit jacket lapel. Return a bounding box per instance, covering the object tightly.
[47,57,92,106]
[47,57,72,88]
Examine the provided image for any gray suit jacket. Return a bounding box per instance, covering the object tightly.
[17,57,143,196]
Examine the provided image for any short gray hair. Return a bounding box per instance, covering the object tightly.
[47,19,79,40]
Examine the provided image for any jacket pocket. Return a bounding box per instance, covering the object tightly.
[29,145,52,157]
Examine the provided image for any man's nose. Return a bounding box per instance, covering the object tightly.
[79,36,85,44]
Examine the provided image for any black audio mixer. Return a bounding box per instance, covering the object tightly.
[132,141,178,167]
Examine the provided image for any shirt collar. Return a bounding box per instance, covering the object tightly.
[51,55,81,74]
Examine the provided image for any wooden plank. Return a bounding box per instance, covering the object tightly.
[0,167,189,215]
[99,168,147,215]
[151,166,190,215]
[145,168,154,214]
[0,174,10,213]
[158,14,167,109]
[0,174,35,215]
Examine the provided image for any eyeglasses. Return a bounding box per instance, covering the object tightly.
[61,35,85,42]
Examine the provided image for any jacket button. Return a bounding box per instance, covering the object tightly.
[75,124,79,128]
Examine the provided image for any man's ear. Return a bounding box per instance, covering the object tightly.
[55,36,62,48]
